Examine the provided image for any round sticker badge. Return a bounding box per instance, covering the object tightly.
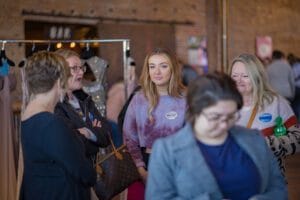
[258,113,272,123]
[165,111,178,120]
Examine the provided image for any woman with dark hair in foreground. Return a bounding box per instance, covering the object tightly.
[146,73,287,200]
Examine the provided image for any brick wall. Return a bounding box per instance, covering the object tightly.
[1,0,300,67]
[1,0,300,100]
[1,0,205,62]
[228,0,300,61]
[0,0,205,100]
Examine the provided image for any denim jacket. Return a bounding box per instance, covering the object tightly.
[146,124,288,200]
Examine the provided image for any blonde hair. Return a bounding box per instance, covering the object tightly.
[229,53,277,110]
[139,48,186,120]
[55,49,80,60]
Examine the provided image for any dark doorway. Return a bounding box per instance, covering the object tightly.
[24,20,98,56]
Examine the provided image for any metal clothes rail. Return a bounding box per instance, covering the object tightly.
[0,39,129,44]
[0,39,131,98]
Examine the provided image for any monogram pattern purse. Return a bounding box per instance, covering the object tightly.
[93,136,140,200]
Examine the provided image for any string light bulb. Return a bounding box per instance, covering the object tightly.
[56,42,62,49]
[70,42,76,48]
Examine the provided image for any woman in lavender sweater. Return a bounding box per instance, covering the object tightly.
[123,48,186,197]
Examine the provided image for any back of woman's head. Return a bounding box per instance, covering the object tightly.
[186,72,243,124]
[25,51,69,95]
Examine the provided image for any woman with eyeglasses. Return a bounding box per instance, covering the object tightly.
[229,53,300,176]
[54,49,110,163]
[146,73,287,200]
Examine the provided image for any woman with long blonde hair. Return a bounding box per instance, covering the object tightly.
[123,48,186,199]
[229,53,300,176]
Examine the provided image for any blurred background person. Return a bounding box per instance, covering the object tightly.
[266,50,295,102]
[106,56,137,124]
[146,73,287,200]
[287,53,300,120]
[230,53,300,176]
[123,48,186,199]
[21,51,96,200]
[181,62,198,86]
[106,77,127,123]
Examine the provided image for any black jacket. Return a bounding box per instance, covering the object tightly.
[55,89,110,158]
[20,112,96,200]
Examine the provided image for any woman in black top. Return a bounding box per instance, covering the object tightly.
[55,49,110,159]
[21,51,96,200]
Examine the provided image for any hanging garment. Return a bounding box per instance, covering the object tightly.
[83,56,108,116]
[86,56,108,84]
[0,75,17,200]
[0,59,10,76]
[0,49,15,67]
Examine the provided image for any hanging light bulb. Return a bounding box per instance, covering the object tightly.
[56,42,62,49]
[70,42,76,48]
[93,42,99,47]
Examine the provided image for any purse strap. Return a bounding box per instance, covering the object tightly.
[246,104,258,128]
[108,134,123,160]
[95,133,124,175]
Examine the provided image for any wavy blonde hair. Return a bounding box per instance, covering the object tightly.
[139,48,186,121]
[229,53,277,110]
[55,48,80,60]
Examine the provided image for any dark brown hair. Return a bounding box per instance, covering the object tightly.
[186,72,243,125]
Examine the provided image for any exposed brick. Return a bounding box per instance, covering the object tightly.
[1,0,300,100]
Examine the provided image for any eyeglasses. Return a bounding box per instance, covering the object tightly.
[70,65,86,73]
[231,73,250,80]
[201,110,240,124]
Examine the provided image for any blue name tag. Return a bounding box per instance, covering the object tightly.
[259,113,272,122]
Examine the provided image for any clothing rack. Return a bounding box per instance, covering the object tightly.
[0,39,131,98]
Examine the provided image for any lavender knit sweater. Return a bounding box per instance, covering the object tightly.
[123,91,186,167]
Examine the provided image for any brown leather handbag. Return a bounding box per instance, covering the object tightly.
[93,137,140,200]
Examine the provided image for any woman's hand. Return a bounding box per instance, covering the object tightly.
[137,167,148,184]
[92,119,102,128]
[77,127,98,142]
[77,128,92,139]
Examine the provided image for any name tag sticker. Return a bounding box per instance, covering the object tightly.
[165,111,178,120]
[259,113,272,123]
